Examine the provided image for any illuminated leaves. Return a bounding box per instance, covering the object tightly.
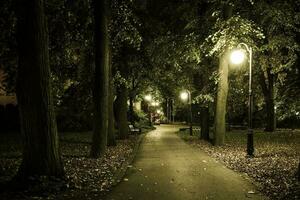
[205,15,264,56]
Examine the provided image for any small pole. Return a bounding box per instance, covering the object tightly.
[189,91,193,136]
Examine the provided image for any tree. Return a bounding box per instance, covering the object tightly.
[15,0,64,179]
[114,81,129,139]
[108,47,116,146]
[252,0,299,132]
[212,3,232,146]
[90,0,110,158]
[110,0,142,138]
[113,54,130,139]
[214,50,230,145]
[202,0,264,145]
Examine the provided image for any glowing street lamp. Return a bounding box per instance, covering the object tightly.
[230,49,246,65]
[151,101,159,107]
[180,92,189,101]
[180,90,192,136]
[144,94,152,102]
[230,43,254,157]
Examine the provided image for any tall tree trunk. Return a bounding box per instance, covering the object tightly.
[200,106,209,141]
[297,161,300,181]
[170,99,174,123]
[213,3,232,146]
[214,50,229,146]
[260,68,276,132]
[115,84,129,139]
[16,0,64,179]
[90,0,109,158]
[107,45,116,146]
[166,98,169,123]
[169,99,173,124]
[129,93,134,124]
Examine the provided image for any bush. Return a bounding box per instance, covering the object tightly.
[132,110,150,128]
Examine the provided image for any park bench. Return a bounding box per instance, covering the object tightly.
[129,124,141,134]
[226,123,247,131]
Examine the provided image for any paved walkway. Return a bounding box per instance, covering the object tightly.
[105,125,265,200]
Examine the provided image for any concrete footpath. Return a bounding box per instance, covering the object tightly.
[104,125,266,200]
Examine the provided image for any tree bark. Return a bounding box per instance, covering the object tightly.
[297,162,300,181]
[90,0,109,158]
[200,106,210,141]
[213,50,229,146]
[115,84,129,139]
[16,0,64,179]
[107,46,116,146]
[213,3,232,146]
[129,93,134,124]
[259,68,276,132]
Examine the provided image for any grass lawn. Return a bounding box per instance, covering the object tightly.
[178,128,300,200]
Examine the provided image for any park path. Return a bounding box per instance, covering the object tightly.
[104,125,265,200]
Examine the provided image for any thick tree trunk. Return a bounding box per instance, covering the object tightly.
[213,50,229,146]
[16,0,64,179]
[115,84,129,139]
[90,0,109,158]
[129,94,134,124]
[259,68,276,132]
[297,162,300,181]
[200,106,209,141]
[166,98,169,123]
[265,94,276,131]
[108,83,116,146]
[170,99,174,123]
[213,3,232,146]
[169,99,173,124]
[107,48,116,146]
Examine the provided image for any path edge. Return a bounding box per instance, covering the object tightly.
[111,132,147,187]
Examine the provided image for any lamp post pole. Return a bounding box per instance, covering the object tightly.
[187,90,193,136]
[239,43,254,156]
[180,90,193,135]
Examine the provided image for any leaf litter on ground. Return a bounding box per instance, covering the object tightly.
[0,131,139,199]
[178,128,300,200]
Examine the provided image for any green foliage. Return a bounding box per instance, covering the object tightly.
[254,0,300,82]
[0,0,17,93]
[131,110,149,128]
[111,0,142,53]
[204,15,264,56]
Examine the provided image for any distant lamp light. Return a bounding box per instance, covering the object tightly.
[180,91,189,101]
[230,49,245,65]
[151,101,159,106]
[144,95,152,102]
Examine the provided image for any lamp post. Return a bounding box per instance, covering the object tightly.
[230,43,254,157]
[180,90,192,136]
